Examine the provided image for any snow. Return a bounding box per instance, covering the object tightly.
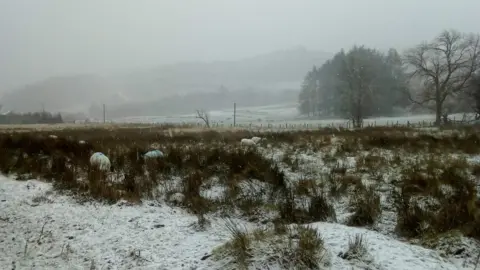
[111,103,473,129]
[316,222,460,270]
[0,176,243,270]
[0,175,474,270]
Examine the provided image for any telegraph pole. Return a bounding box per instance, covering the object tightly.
[103,104,106,123]
[233,102,236,127]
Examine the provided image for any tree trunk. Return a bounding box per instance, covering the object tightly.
[353,94,363,128]
[435,92,442,126]
[435,104,442,126]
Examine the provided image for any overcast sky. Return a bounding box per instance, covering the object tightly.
[0,0,478,92]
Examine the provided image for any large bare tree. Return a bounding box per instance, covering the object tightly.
[403,29,480,125]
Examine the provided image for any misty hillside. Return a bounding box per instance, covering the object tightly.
[0,47,331,115]
[118,46,331,98]
[0,74,128,114]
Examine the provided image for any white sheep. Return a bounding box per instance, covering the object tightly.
[251,136,262,143]
[79,140,86,144]
[241,138,256,146]
[168,192,185,204]
[89,152,112,172]
[143,150,164,159]
[48,135,58,139]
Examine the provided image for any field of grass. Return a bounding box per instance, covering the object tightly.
[1,125,480,269]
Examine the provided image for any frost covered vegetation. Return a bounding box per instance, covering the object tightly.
[2,125,480,269]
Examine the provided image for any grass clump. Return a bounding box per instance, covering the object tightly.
[307,193,337,223]
[277,186,336,224]
[222,218,251,269]
[347,186,381,227]
[339,234,368,260]
[213,222,330,270]
[395,157,480,240]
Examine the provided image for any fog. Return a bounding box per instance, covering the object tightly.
[1,0,478,92]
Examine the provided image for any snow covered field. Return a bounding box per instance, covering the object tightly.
[0,176,470,270]
[113,103,472,129]
[1,127,480,269]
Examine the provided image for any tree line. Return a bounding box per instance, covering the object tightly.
[0,110,63,125]
[298,29,480,127]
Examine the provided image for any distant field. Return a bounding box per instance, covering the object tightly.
[113,103,472,129]
[0,102,473,132]
[0,123,247,133]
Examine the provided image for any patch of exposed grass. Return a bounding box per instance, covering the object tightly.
[219,218,251,269]
[356,152,387,177]
[294,178,319,197]
[213,223,329,270]
[328,172,363,198]
[339,234,368,260]
[347,186,381,227]
[395,156,480,240]
[308,193,337,223]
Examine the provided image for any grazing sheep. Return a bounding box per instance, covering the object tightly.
[240,138,256,146]
[251,136,262,143]
[48,135,58,139]
[143,150,164,159]
[169,192,185,204]
[89,152,112,172]
[79,140,86,144]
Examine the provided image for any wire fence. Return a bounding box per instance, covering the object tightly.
[195,120,438,130]
[101,119,440,130]
[81,115,477,131]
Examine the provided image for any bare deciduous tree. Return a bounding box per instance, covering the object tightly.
[195,109,211,128]
[403,29,480,125]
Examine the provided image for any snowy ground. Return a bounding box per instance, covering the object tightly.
[2,126,480,269]
[0,175,475,270]
[0,176,241,270]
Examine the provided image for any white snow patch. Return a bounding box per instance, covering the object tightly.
[313,222,463,270]
[0,176,253,270]
[466,154,480,165]
[200,184,227,201]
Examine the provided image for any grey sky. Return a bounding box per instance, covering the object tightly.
[1,0,478,92]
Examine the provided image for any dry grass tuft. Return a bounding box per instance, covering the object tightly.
[339,234,368,261]
[347,186,381,227]
[213,223,329,270]
[395,157,480,240]
[222,218,251,269]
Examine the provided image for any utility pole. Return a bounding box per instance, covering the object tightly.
[103,104,106,123]
[233,102,236,127]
